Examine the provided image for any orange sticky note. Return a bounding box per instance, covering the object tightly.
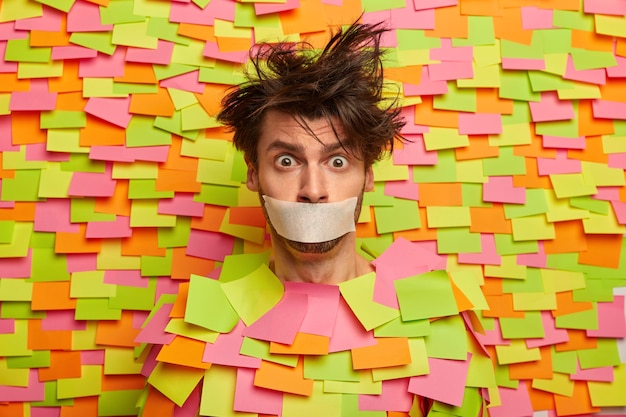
[27,319,73,351]
[80,115,126,146]
[155,168,202,193]
[470,205,512,234]
[254,357,314,396]
[171,248,216,280]
[39,351,82,382]
[95,311,141,348]
[56,224,102,254]
[554,381,600,416]
[129,87,175,117]
[156,335,212,370]
[121,227,166,257]
[31,282,77,311]
[351,337,411,370]
[195,83,231,117]
[269,333,330,356]
[543,220,587,255]
[508,346,553,380]
[578,234,622,269]
[419,183,463,207]
[455,136,500,161]
[141,386,176,417]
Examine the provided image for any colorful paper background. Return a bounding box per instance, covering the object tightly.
[1,0,626,416]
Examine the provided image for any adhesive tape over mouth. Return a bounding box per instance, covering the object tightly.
[262,195,358,243]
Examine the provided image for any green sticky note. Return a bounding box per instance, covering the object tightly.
[500,312,545,339]
[130,200,176,227]
[197,151,240,187]
[83,78,127,98]
[552,346,577,374]
[75,298,122,321]
[490,123,532,147]
[499,70,541,102]
[148,362,203,406]
[98,390,142,417]
[128,179,174,199]
[341,392,385,416]
[395,270,458,321]
[158,216,191,248]
[283,381,341,417]
[555,303,598,330]
[40,110,87,129]
[221,263,283,326]
[0,320,31,357]
[6,350,50,369]
[501,39,543,60]
[180,136,228,160]
[100,0,143,24]
[104,347,143,375]
[47,128,90,154]
[482,146,526,176]
[18,59,64,79]
[199,62,247,85]
[141,249,173,277]
[511,215,555,241]
[494,339,541,365]
[462,183,492,207]
[372,337,429,381]
[185,274,239,333]
[109,278,157,311]
[433,84,476,113]
[1,170,43,202]
[0,222,32,259]
[5,37,51,63]
[126,115,172,147]
[571,48,617,71]
[1,302,45,319]
[456,159,487,184]
[61,153,106,173]
[69,32,116,55]
[33,381,73,407]
[494,233,538,255]
[112,161,158,179]
[512,292,557,311]
[147,17,190,44]
[30,247,70,282]
[70,271,116,298]
[457,63,501,88]
[432,387,484,417]
[374,316,430,338]
[503,188,548,219]
[181,103,220,131]
[485,255,527,279]
[453,16,495,46]
[412,150,457,183]
[541,269,585,293]
[426,206,471,228]
[324,373,382,395]
[112,21,158,49]
[219,252,271,283]
[535,113,580,138]
[196,184,239,207]
[71,198,116,223]
[578,339,622,369]
[339,272,399,331]
[57,365,102,399]
[423,127,470,151]
[573,278,615,303]
[38,164,72,198]
[362,183,395,207]
[304,351,360,382]
[172,39,215,68]
[373,197,421,234]
[239,337,298,367]
[372,155,409,182]
[200,365,253,417]
[424,314,467,360]
[165,318,219,343]
[396,29,440,51]
[437,227,482,254]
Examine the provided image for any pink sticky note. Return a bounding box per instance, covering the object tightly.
[413,0,457,10]
[583,0,626,15]
[156,277,180,300]
[242,292,308,344]
[25,143,70,162]
[592,99,626,120]
[611,200,626,224]
[384,176,419,201]
[84,97,132,128]
[521,6,553,29]
[186,230,235,262]
[360,378,413,412]
[169,0,235,25]
[571,363,615,382]
[587,295,626,338]
[608,153,626,170]
[86,216,132,239]
[542,135,586,149]
[42,310,86,331]
[502,57,545,70]
[67,1,113,32]
[79,47,126,78]
[203,321,261,368]
[517,241,547,268]
[126,40,174,65]
[0,250,31,278]
[175,385,201,417]
[487,382,534,417]
[0,116,17,151]
[52,45,98,60]
[372,237,444,308]
[255,0,299,15]
[458,112,502,135]
[234,368,283,415]
[390,4,435,29]
[66,253,98,273]
[105,269,148,288]
[203,42,248,64]
[69,172,117,197]
[529,91,575,122]
[409,354,471,407]
[81,350,105,365]
[428,60,473,81]
[328,297,376,353]
[10,91,57,111]
[537,149,582,175]
[607,55,626,78]
[404,67,448,96]
[458,233,502,265]
[0,23,28,40]
[159,193,205,217]
[0,369,45,402]
[483,176,526,204]
[34,199,80,233]
[526,311,569,348]
[592,186,621,201]
[0,317,15,334]
[284,281,340,337]
[393,134,438,165]
[134,303,176,345]
[564,55,606,85]
[431,38,473,62]
[160,70,205,94]
[399,107,430,135]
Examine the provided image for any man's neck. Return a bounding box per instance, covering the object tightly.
[270,235,373,285]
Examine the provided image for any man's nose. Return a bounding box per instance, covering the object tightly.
[297,166,329,203]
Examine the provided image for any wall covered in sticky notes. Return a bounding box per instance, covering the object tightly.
[1,0,626,416]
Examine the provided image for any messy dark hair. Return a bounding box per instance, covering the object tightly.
[216,20,406,167]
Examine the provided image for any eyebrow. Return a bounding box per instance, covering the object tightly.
[265,139,346,154]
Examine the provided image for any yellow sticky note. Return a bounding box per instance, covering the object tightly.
[112,161,158,179]
[511,215,555,241]
[489,123,532,147]
[456,159,486,184]
[70,271,116,298]
[550,173,598,198]
[372,155,409,181]
[97,240,142,270]
[104,347,144,375]
[532,372,575,397]
[540,269,586,293]
[130,200,177,227]
[0,358,29,387]
[449,270,489,311]
[165,318,219,343]
[57,365,103,399]
[0,278,33,301]
[426,206,471,228]
[588,364,626,407]
[484,255,527,280]
[0,222,33,259]
[283,381,342,417]
[581,161,626,187]
[494,340,541,365]
[512,292,557,311]
[544,188,590,222]
[148,362,204,407]
[582,211,626,234]
[423,127,470,151]
[339,272,399,331]
[112,21,159,49]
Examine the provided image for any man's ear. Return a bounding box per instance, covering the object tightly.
[364,165,374,192]
[246,160,259,192]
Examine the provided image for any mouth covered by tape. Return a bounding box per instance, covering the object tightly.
[262,195,358,243]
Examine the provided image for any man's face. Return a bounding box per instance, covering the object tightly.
[246,110,374,255]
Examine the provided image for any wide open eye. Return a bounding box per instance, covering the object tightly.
[276,155,296,167]
[329,155,348,169]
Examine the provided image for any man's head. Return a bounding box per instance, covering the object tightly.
[217,21,406,168]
